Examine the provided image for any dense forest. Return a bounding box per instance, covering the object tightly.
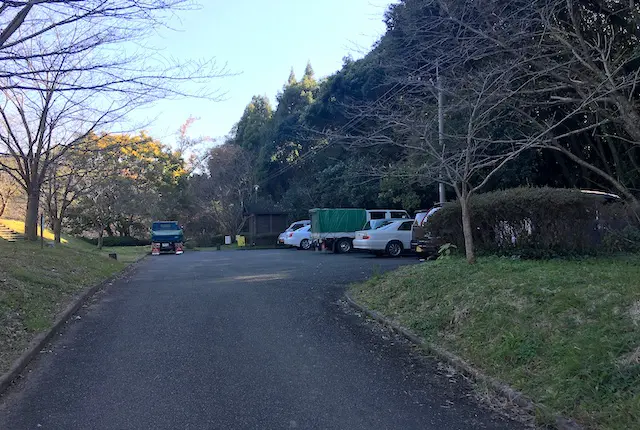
[180,0,640,245]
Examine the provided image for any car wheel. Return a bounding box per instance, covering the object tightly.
[299,239,311,250]
[386,241,403,257]
[336,238,352,253]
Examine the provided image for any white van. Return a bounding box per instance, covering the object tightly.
[366,209,410,221]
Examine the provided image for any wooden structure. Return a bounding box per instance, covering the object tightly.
[242,207,289,246]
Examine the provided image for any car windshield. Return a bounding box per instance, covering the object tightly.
[414,213,428,226]
[414,207,441,226]
[377,221,400,230]
[425,207,441,222]
[153,222,178,230]
[362,221,378,230]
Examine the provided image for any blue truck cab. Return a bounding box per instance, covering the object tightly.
[151,221,184,255]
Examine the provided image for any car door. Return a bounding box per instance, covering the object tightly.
[397,221,414,248]
[371,222,394,249]
[298,225,311,241]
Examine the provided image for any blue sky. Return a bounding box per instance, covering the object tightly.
[134,0,393,146]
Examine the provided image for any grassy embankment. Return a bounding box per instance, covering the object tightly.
[0,219,148,374]
[351,256,640,429]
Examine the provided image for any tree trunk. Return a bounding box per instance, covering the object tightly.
[53,218,62,244]
[460,194,476,264]
[97,227,104,250]
[116,221,130,237]
[24,187,40,241]
[0,196,6,218]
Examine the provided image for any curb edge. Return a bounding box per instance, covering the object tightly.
[344,292,582,430]
[0,255,148,395]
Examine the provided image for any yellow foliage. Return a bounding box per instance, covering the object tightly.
[84,131,187,184]
[0,219,68,243]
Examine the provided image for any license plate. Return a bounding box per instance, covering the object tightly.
[162,243,170,247]
[416,246,423,253]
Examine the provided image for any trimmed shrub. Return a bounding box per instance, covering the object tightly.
[185,233,278,248]
[249,233,279,247]
[427,187,639,258]
[600,202,640,253]
[185,234,225,248]
[82,236,151,247]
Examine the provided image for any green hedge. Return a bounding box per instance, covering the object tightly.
[186,234,225,248]
[427,187,639,258]
[249,233,280,247]
[186,233,279,248]
[82,236,152,247]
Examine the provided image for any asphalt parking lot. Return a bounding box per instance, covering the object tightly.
[0,249,520,429]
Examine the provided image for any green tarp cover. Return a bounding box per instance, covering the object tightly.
[309,209,367,233]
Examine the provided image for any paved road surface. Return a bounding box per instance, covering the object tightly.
[0,250,520,429]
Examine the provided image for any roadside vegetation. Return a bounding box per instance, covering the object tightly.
[351,256,640,429]
[0,223,147,374]
[1,0,640,424]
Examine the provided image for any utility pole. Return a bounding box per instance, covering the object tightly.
[437,62,446,205]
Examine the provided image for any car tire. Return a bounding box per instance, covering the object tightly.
[336,238,352,254]
[299,239,311,250]
[386,241,403,257]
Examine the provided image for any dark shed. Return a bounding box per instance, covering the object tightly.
[242,205,289,246]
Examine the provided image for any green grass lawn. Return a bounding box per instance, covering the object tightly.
[0,222,149,375]
[351,256,640,429]
[94,246,149,264]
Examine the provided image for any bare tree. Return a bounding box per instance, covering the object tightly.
[177,116,216,173]
[0,167,19,217]
[0,1,205,85]
[331,0,541,263]
[343,65,537,262]
[0,4,224,241]
[203,144,255,236]
[0,42,122,240]
[74,180,121,250]
[433,0,640,203]
[42,142,110,243]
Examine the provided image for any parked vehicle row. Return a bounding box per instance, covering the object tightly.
[309,208,410,253]
[277,206,442,258]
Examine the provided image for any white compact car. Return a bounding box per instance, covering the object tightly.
[283,225,312,250]
[353,219,414,257]
[278,220,310,245]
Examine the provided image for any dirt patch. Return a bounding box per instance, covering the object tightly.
[618,346,640,367]
[629,301,640,326]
